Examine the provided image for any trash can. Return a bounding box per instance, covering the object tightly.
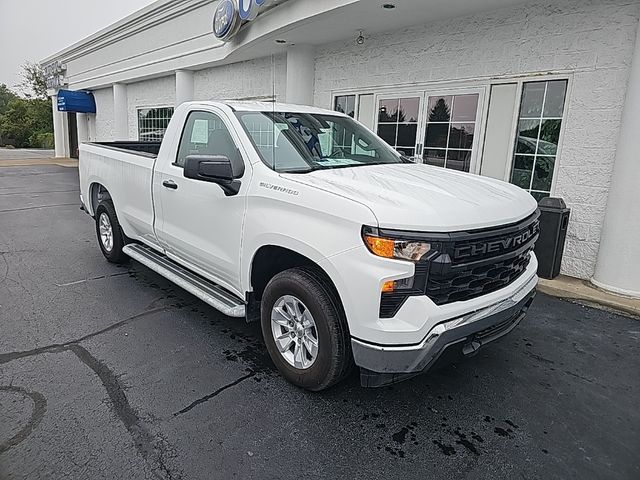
[534,197,571,280]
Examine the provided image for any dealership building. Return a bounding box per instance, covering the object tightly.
[42,0,640,297]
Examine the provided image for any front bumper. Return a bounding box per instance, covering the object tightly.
[352,279,537,387]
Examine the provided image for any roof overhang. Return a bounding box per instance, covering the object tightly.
[41,0,533,91]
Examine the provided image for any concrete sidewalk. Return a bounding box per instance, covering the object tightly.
[0,156,77,168]
[0,148,54,160]
[539,275,640,318]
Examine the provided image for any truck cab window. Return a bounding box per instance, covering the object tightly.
[175,111,237,167]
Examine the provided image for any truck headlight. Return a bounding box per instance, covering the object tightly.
[362,227,431,262]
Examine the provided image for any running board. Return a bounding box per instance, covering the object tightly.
[123,244,246,317]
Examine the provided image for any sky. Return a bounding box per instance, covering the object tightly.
[0,0,156,90]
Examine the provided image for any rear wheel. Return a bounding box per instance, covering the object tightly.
[261,268,352,391]
[95,201,128,264]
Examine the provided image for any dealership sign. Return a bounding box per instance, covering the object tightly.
[43,61,66,90]
[213,0,273,41]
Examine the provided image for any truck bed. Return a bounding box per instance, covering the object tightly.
[88,141,161,157]
[79,141,158,247]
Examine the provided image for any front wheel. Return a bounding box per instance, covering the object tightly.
[261,268,353,391]
[95,201,128,264]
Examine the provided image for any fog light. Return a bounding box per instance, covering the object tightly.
[381,277,415,293]
[382,280,395,293]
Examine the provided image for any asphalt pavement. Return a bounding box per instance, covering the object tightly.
[0,163,638,480]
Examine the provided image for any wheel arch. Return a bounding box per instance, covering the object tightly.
[87,182,112,217]
[248,246,346,318]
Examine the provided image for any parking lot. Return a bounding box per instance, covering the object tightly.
[1,161,639,480]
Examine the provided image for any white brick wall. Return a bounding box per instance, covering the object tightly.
[93,55,287,141]
[194,54,287,101]
[314,0,640,279]
[126,76,176,140]
[91,87,114,141]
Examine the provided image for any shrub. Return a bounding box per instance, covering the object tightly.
[30,132,54,149]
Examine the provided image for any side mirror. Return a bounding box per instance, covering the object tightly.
[184,154,241,196]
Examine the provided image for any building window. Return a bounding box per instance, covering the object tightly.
[334,95,358,151]
[423,94,479,172]
[334,95,356,118]
[137,107,174,142]
[510,80,567,201]
[377,97,420,157]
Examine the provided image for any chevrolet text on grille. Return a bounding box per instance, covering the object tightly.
[454,223,539,260]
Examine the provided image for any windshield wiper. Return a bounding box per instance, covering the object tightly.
[279,166,320,174]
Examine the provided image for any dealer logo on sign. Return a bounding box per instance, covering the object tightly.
[213,0,274,41]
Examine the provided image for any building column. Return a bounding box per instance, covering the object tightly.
[285,45,315,105]
[51,94,67,157]
[113,83,128,140]
[77,113,89,145]
[87,115,96,142]
[592,21,640,298]
[175,70,194,106]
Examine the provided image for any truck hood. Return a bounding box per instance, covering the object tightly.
[284,163,538,231]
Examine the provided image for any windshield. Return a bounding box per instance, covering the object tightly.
[235,111,405,173]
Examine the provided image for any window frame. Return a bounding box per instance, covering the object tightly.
[173,109,241,170]
[333,95,357,119]
[493,74,572,197]
[137,105,175,142]
[374,92,424,160]
[419,87,485,173]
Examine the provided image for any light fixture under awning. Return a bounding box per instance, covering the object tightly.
[57,89,96,114]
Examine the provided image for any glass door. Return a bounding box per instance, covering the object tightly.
[375,95,422,158]
[422,91,482,172]
[373,89,484,171]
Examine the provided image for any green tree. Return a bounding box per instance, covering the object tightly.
[0,84,18,115]
[17,62,48,100]
[0,98,53,148]
[429,98,451,122]
[0,62,53,148]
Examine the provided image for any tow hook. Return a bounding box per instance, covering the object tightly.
[462,340,482,357]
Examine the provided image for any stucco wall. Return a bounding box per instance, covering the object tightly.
[126,76,176,140]
[194,54,287,101]
[314,0,640,279]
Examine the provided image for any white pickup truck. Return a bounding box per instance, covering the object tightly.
[79,101,539,390]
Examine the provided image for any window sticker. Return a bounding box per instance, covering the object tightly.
[191,119,209,144]
[318,130,332,156]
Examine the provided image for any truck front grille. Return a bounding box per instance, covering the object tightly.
[425,212,539,306]
[379,212,539,317]
[426,247,533,305]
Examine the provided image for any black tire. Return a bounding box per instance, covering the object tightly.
[261,267,353,391]
[95,200,128,264]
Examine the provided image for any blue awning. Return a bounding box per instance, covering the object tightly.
[57,89,96,114]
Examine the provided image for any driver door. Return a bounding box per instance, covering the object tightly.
[154,109,246,292]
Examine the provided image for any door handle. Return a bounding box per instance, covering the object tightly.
[163,180,178,190]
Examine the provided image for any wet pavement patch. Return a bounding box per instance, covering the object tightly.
[433,439,456,456]
[0,386,47,454]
